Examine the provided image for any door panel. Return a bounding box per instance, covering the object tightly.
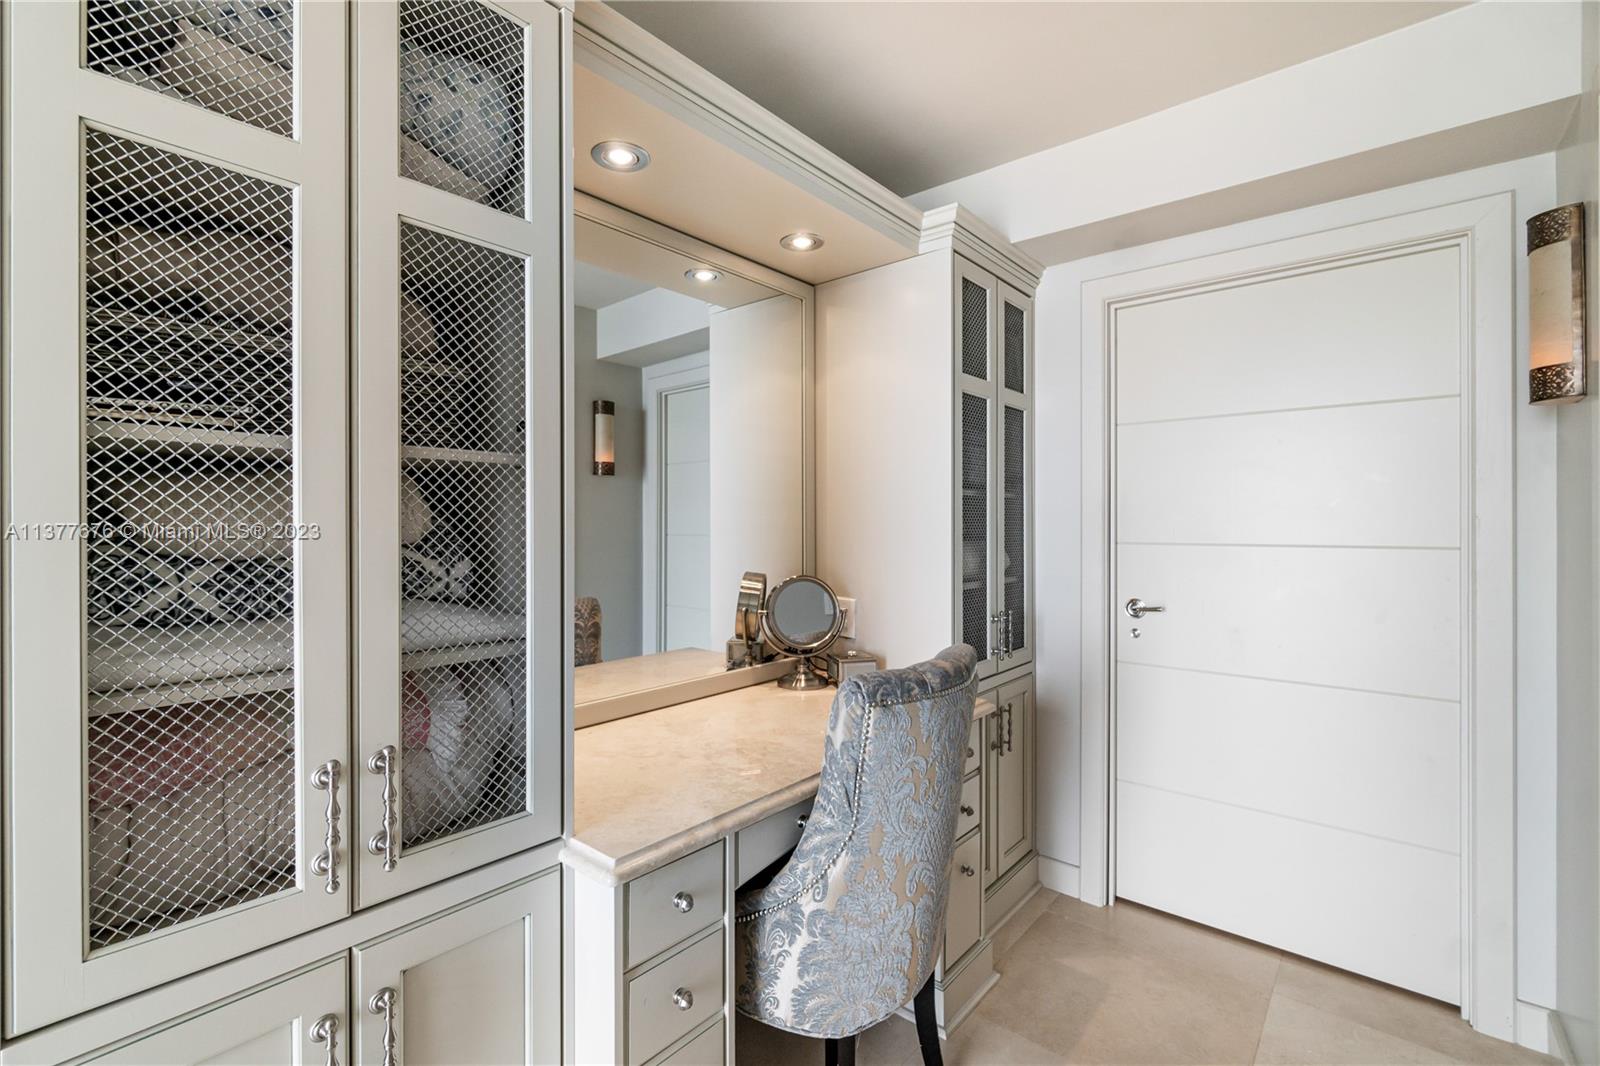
[1114,247,1460,424]
[1118,398,1460,548]
[89,957,348,1065]
[1117,544,1460,700]
[1117,783,1459,1002]
[996,283,1032,668]
[353,869,561,1066]
[954,259,998,675]
[1114,245,1464,1002]
[990,678,1034,881]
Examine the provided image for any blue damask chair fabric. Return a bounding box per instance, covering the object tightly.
[734,644,978,1039]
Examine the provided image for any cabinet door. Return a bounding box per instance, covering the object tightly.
[89,957,349,1066]
[5,1,350,1032]
[996,283,1033,669]
[953,259,999,677]
[986,676,1035,885]
[353,0,564,906]
[352,868,562,1066]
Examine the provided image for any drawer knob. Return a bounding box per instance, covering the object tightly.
[959,864,976,877]
[967,746,975,759]
[673,987,694,1011]
[671,891,694,914]
[796,813,809,831]
[960,804,975,816]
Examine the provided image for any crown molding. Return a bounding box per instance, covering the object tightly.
[573,2,923,253]
[919,203,1045,294]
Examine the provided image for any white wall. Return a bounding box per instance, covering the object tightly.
[1554,6,1600,1060]
[574,306,645,660]
[1030,157,1564,1021]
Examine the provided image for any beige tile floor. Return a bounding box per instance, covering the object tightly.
[736,889,1558,1066]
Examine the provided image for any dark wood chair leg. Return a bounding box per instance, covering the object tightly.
[913,971,943,1066]
[823,1035,857,1066]
[825,1037,839,1066]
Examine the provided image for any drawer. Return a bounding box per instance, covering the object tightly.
[655,1019,725,1065]
[627,929,725,1066]
[944,830,983,965]
[964,719,982,776]
[736,798,813,887]
[627,842,726,969]
[956,772,981,838]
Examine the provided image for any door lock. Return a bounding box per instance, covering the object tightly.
[1124,598,1165,620]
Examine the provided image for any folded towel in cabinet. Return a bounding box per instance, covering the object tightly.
[174,0,294,69]
[156,20,293,133]
[87,221,292,328]
[401,135,495,205]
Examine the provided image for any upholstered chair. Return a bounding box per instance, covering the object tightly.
[574,596,602,667]
[734,644,978,1066]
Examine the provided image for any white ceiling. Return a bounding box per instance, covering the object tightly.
[607,1,1464,195]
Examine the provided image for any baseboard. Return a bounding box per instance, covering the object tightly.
[1038,855,1080,898]
[1548,1009,1578,1066]
[1515,1000,1552,1056]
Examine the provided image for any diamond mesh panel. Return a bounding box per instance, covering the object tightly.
[399,0,526,216]
[1004,405,1026,651]
[83,130,297,948]
[961,278,988,381]
[399,224,528,848]
[86,0,296,136]
[961,392,988,659]
[1004,300,1025,394]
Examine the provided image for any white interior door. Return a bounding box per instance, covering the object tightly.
[661,384,712,650]
[1113,245,1466,1002]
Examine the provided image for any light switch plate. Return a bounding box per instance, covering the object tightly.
[838,596,857,638]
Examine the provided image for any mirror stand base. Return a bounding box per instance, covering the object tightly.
[777,658,831,690]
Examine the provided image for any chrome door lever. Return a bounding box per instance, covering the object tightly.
[1124,598,1165,620]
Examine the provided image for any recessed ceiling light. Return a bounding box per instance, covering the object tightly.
[591,140,650,172]
[685,268,721,283]
[780,232,824,252]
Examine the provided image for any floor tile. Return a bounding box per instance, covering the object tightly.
[991,885,1056,957]
[1254,994,1457,1065]
[1049,894,1283,993]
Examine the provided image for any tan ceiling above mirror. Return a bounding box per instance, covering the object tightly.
[572,195,814,727]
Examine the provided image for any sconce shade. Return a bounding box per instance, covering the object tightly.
[1527,203,1587,405]
[593,399,615,476]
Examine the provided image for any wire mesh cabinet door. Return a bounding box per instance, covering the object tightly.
[953,257,1000,679]
[996,281,1033,670]
[3,0,350,1034]
[353,0,564,907]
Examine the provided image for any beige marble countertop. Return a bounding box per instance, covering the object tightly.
[563,681,997,884]
[574,647,729,707]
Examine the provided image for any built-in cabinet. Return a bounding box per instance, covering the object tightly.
[986,673,1035,886]
[2,0,565,1045]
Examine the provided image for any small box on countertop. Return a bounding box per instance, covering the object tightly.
[826,648,880,685]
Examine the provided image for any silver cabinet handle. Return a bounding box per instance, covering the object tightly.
[672,987,694,1011]
[366,745,397,872]
[369,987,398,1066]
[309,760,341,893]
[988,612,1003,658]
[959,864,976,877]
[1004,704,1015,754]
[1002,611,1014,658]
[960,804,975,816]
[672,891,694,914]
[309,1013,340,1066]
[1124,598,1165,619]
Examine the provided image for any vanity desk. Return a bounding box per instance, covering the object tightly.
[565,680,1001,1065]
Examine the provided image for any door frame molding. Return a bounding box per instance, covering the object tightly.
[1077,194,1516,1034]
[640,356,711,653]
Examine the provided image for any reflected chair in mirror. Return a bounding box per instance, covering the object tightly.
[734,644,979,1066]
[574,596,602,667]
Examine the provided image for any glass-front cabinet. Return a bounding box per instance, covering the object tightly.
[3,0,562,1033]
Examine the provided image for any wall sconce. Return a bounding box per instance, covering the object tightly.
[593,400,615,476]
[1527,203,1587,405]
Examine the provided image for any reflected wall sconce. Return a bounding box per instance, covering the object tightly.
[593,400,615,475]
[1527,203,1587,405]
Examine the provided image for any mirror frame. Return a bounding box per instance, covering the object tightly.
[570,192,817,728]
[762,574,843,656]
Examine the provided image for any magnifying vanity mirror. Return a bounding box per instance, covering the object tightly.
[571,198,812,723]
[761,575,843,690]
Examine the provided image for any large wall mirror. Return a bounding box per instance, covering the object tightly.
[573,196,813,723]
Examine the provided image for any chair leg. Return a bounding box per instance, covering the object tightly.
[823,1035,857,1066]
[825,1037,838,1066]
[913,971,943,1066]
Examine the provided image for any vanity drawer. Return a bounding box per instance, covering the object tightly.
[655,1019,726,1065]
[736,798,813,887]
[964,719,982,776]
[944,829,983,965]
[627,841,726,969]
[627,929,725,1066]
[956,772,981,838]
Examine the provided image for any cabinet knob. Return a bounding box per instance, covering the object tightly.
[671,891,694,914]
[796,813,809,831]
[960,804,975,816]
[959,864,976,877]
[966,746,975,759]
[673,987,694,1011]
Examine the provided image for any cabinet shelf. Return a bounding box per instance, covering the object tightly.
[88,419,291,456]
[87,305,288,357]
[403,445,523,466]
